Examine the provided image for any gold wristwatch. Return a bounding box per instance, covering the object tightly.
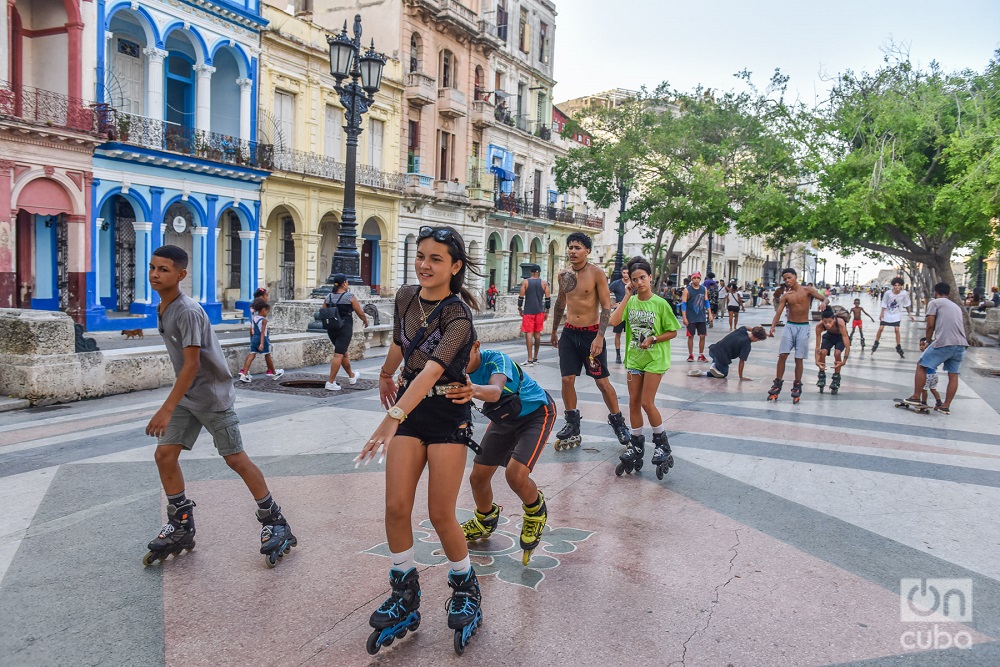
[387,406,407,422]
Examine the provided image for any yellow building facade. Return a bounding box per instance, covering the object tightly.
[258,4,404,299]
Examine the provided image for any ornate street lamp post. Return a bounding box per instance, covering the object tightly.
[326,15,386,285]
[611,175,631,282]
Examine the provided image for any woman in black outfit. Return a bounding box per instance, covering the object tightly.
[358,226,485,655]
[323,273,369,391]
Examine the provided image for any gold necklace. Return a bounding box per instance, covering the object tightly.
[418,296,442,325]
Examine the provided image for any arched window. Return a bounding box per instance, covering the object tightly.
[409,33,422,73]
[440,50,456,89]
[474,66,485,100]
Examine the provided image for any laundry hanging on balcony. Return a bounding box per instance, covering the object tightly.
[489,165,515,182]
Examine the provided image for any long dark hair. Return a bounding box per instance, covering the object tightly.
[418,226,482,311]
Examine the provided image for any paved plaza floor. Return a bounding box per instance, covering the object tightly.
[2,297,999,666]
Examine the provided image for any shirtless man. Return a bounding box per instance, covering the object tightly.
[814,307,851,394]
[767,268,828,403]
[549,232,630,449]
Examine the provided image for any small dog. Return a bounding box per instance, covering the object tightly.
[121,328,144,339]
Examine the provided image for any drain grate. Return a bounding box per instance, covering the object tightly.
[972,368,1000,377]
[279,380,327,389]
[237,373,377,397]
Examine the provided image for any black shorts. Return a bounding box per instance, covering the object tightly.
[475,395,556,471]
[879,320,900,328]
[821,333,845,352]
[393,388,475,449]
[613,321,626,335]
[686,321,707,336]
[727,305,740,313]
[326,322,354,355]
[558,325,610,379]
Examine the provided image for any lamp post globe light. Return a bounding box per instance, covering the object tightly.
[326,15,386,285]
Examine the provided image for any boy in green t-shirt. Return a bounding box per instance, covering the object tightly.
[609,257,681,479]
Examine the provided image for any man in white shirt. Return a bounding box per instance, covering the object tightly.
[871,277,913,357]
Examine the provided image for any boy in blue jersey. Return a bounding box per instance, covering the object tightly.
[446,341,557,564]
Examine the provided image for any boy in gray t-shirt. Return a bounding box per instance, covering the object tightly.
[142,245,296,567]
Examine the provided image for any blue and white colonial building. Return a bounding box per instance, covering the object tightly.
[87,0,270,329]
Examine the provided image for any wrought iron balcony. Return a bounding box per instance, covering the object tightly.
[271,148,404,193]
[104,110,274,170]
[494,191,605,229]
[0,80,100,135]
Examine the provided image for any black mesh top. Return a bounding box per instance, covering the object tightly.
[393,284,474,384]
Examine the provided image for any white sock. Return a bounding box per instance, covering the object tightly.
[448,556,471,574]
[652,424,665,435]
[391,548,414,573]
[631,427,643,437]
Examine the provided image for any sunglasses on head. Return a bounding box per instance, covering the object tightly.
[418,226,456,244]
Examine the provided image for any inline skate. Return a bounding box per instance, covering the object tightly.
[817,369,827,393]
[257,503,297,568]
[791,381,803,404]
[609,412,630,446]
[650,432,674,480]
[767,378,783,401]
[520,493,547,566]
[143,499,196,566]
[870,340,880,355]
[830,372,842,395]
[896,344,905,359]
[553,409,581,451]
[462,504,501,542]
[448,568,483,655]
[367,568,421,655]
[615,434,645,476]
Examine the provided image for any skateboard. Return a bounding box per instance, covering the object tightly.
[893,398,930,415]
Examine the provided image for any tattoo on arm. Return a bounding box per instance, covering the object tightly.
[597,306,611,338]
[552,292,566,332]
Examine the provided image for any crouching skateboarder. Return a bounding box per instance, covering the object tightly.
[447,341,557,565]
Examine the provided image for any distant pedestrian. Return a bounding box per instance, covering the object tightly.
[681,272,713,362]
[518,266,550,366]
[609,267,630,363]
[323,273,369,391]
[238,298,284,382]
[725,282,743,330]
[486,283,499,311]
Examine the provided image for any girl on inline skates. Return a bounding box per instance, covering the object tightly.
[357,226,484,656]
[609,257,681,480]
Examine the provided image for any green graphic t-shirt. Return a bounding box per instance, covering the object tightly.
[623,294,681,374]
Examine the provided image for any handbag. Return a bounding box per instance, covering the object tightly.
[319,293,346,331]
[480,362,523,423]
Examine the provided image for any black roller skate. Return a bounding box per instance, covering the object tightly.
[462,503,501,542]
[859,332,866,349]
[257,503,297,568]
[870,340,879,355]
[143,499,196,566]
[615,434,645,476]
[817,369,826,393]
[520,492,547,565]
[767,378,783,401]
[791,381,803,404]
[447,568,483,655]
[896,344,905,359]
[609,411,630,446]
[830,372,842,395]
[651,432,674,480]
[553,409,581,451]
[367,568,422,655]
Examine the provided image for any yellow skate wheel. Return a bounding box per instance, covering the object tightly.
[522,549,532,566]
[142,551,157,566]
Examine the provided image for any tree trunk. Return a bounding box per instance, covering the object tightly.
[655,234,680,292]
[649,226,666,286]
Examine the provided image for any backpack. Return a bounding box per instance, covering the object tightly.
[830,305,851,324]
[320,293,346,331]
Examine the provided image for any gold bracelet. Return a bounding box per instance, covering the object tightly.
[379,368,394,379]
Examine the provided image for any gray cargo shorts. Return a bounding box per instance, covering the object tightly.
[778,322,811,359]
[157,405,244,456]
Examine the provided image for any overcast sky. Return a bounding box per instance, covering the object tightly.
[551,0,1000,282]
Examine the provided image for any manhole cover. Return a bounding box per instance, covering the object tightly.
[973,368,1000,377]
[280,380,327,389]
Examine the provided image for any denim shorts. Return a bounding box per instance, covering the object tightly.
[918,344,966,374]
[157,405,244,456]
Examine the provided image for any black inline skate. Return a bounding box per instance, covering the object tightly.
[520,492,547,565]
[870,340,880,355]
[767,378,783,401]
[143,499,196,566]
[896,344,905,359]
[257,503,297,568]
[448,568,483,655]
[791,381,803,404]
[650,432,674,480]
[817,369,827,393]
[553,409,582,451]
[615,434,645,476]
[609,412,630,446]
[830,372,842,395]
[367,568,422,655]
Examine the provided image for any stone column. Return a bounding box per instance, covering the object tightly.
[194,65,215,133]
[238,230,255,303]
[257,226,270,295]
[0,161,14,308]
[144,48,168,122]
[497,250,510,293]
[0,6,8,90]
[378,239,392,293]
[190,226,208,302]
[236,78,253,141]
[132,221,153,308]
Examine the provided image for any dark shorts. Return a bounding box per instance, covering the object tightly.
[613,321,626,334]
[326,322,354,355]
[686,321,707,337]
[475,395,557,471]
[393,388,475,448]
[250,335,270,354]
[727,305,740,313]
[820,333,845,352]
[558,325,610,379]
[879,320,900,327]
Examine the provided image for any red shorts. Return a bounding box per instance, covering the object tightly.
[852,319,862,328]
[521,312,546,333]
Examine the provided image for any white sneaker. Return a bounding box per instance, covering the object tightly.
[268,369,285,379]
[238,372,252,383]
[325,381,342,391]
[708,365,725,379]
[349,371,360,386]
